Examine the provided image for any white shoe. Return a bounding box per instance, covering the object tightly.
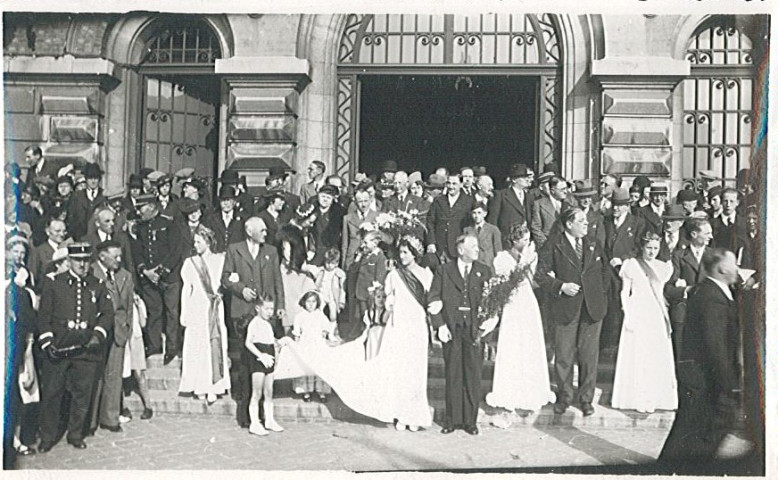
[249,423,269,436]
[119,415,132,424]
[408,425,419,432]
[395,422,406,431]
[265,419,284,432]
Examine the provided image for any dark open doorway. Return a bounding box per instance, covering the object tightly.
[358,75,538,187]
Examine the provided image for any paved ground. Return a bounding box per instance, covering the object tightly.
[15,413,670,471]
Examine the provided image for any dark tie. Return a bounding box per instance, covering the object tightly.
[107,270,115,285]
[575,238,583,260]
[476,226,482,235]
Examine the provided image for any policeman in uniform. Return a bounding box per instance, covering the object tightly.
[129,194,184,364]
[37,243,115,452]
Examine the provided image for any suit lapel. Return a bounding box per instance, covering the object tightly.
[446,262,465,292]
[557,236,582,272]
[505,188,523,214]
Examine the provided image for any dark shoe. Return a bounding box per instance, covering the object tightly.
[440,426,455,434]
[238,421,250,429]
[553,402,569,415]
[141,408,154,420]
[99,423,123,433]
[163,354,176,365]
[302,394,312,403]
[67,439,87,449]
[464,426,479,436]
[580,402,595,417]
[37,442,55,453]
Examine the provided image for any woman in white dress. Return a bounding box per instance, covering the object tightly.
[380,236,434,431]
[178,225,231,404]
[485,223,555,413]
[611,232,677,413]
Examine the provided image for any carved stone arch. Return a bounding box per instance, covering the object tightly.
[103,13,233,66]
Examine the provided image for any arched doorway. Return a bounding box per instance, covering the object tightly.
[335,14,562,185]
[137,17,222,180]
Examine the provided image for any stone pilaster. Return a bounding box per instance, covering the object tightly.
[215,56,311,190]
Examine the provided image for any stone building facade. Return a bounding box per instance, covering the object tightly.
[3,13,769,195]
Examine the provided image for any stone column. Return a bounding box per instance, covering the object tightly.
[215,56,311,191]
[591,56,689,191]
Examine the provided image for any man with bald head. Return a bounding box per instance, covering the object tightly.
[84,206,134,273]
[222,216,285,428]
[382,170,429,216]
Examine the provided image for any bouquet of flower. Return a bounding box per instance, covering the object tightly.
[477,251,535,324]
[373,210,426,246]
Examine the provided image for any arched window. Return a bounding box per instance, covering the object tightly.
[141,18,222,66]
[683,17,755,183]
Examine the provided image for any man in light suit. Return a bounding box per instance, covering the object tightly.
[30,217,72,284]
[426,174,475,263]
[342,188,378,269]
[428,234,492,435]
[463,202,501,272]
[531,176,572,249]
[299,160,326,204]
[487,163,535,249]
[536,207,609,417]
[659,249,745,472]
[663,217,713,359]
[87,240,134,433]
[221,217,285,428]
[381,171,429,218]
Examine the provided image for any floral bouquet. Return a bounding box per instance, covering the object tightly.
[373,210,426,246]
[477,250,535,325]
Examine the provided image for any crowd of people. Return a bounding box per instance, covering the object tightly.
[4,145,762,469]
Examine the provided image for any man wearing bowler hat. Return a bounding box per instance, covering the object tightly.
[657,204,689,262]
[635,182,669,235]
[130,194,185,365]
[68,163,107,240]
[602,187,647,352]
[487,163,535,249]
[217,169,252,217]
[36,243,115,452]
[204,185,247,254]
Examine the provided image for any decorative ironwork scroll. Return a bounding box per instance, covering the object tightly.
[142,19,222,65]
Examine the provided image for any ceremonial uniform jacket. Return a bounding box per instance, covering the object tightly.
[37,270,115,362]
[130,215,184,283]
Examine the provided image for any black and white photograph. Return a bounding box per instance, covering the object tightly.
[1,1,773,476]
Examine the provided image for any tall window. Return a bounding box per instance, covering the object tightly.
[683,17,755,182]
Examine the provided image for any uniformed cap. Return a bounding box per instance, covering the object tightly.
[67,242,93,259]
[135,193,157,208]
[146,170,166,184]
[537,171,556,185]
[698,169,717,181]
[174,167,195,180]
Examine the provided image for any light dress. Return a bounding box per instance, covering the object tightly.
[485,248,555,412]
[611,258,678,412]
[178,253,231,396]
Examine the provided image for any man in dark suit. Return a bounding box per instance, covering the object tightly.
[204,185,246,254]
[381,171,429,217]
[428,234,492,435]
[658,248,745,471]
[83,206,134,275]
[87,240,135,434]
[221,217,285,428]
[635,183,668,235]
[663,217,713,359]
[30,217,72,283]
[487,164,534,248]
[572,180,605,249]
[530,176,572,249]
[67,163,107,240]
[25,145,62,181]
[711,188,747,252]
[602,187,646,350]
[342,187,378,269]
[537,207,609,417]
[657,204,689,262]
[426,174,475,263]
[459,167,476,197]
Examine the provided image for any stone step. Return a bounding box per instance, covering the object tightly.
[122,387,674,429]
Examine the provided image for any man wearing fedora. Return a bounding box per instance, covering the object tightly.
[657,204,689,262]
[67,163,107,241]
[204,185,247,254]
[602,187,647,352]
[254,166,301,223]
[487,163,535,249]
[635,183,669,235]
[36,243,115,452]
[130,194,185,364]
[300,161,327,204]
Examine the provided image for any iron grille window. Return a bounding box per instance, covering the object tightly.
[683,18,755,183]
[142,19,221,65]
